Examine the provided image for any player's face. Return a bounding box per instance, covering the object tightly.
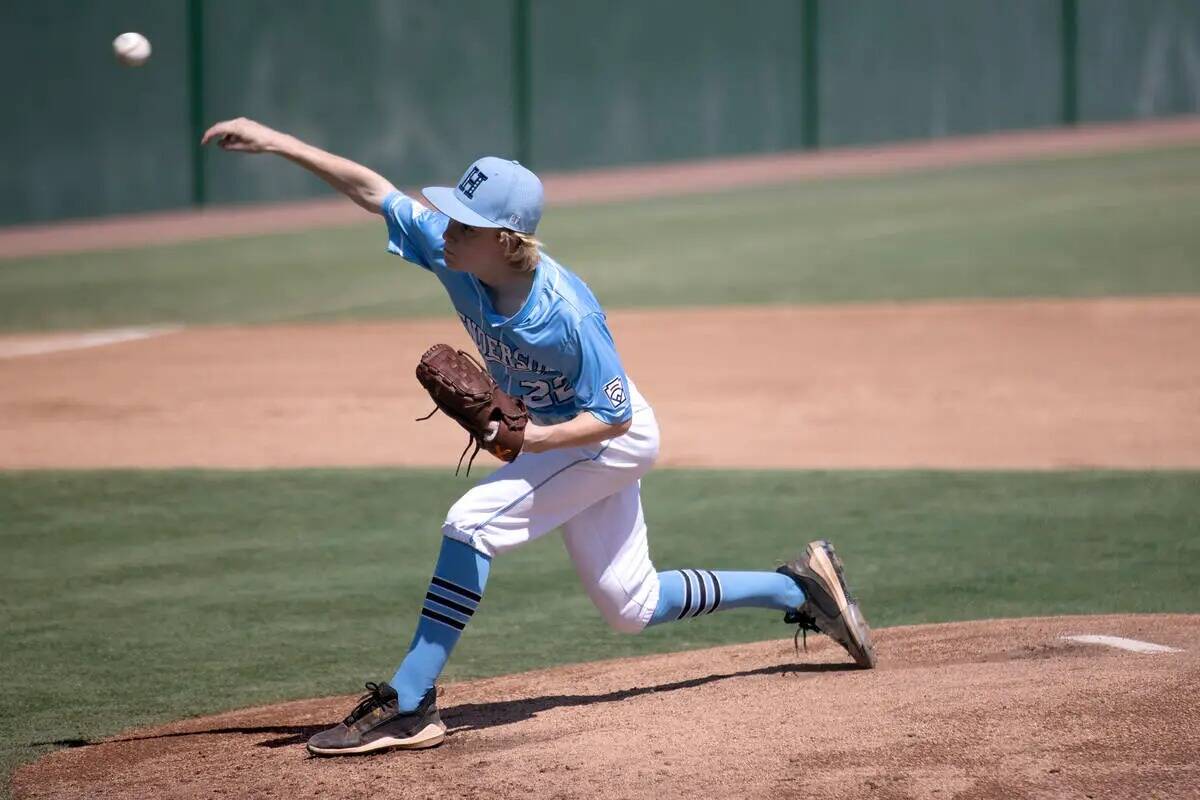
[443,220,505,273]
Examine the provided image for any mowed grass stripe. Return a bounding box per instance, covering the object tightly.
[2,468,1198,787]
[2,145,1200,332]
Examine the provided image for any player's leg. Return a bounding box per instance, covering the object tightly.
[560,484,805,632]
[649,545,876,670]
[559,481,658,632]
[386,416,659,713]
[647,569,804,622]
[306,438,649,756]
[560,484,876,668]
[653,536,876,667]
[387,535,490,710]
[306,534,485,755]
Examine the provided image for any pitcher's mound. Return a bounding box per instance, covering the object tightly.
[14,615,1198,800]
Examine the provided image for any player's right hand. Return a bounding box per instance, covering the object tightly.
[200,117,279,153]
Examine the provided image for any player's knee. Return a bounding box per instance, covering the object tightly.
[442,495,475,535]
[597,602,645,634]
[591,586,649,634]
[441,492,493,556]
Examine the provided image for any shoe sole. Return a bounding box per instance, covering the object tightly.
[806,540,877,669]
[306,722,446,756]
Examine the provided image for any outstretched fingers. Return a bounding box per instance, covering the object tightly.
[199,121,232,146]
[200,118,265,151]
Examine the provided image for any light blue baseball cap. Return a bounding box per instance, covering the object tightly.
[422,156,544,235]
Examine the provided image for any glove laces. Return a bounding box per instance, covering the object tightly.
[414,404,483,478]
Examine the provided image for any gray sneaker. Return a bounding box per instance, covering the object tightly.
[777,540,877,669]
[306,681,445,756]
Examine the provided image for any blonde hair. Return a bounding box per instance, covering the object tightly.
[498,228,542,272]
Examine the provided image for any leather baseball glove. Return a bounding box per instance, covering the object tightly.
[415,344,528,475]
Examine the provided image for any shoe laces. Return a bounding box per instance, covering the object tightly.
[343,682,391,726]
[785,609,822,654]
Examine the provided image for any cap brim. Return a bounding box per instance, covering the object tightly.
[420,186,502,228]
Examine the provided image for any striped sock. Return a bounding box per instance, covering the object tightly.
[391,536,491,711]
[647,569,804,626]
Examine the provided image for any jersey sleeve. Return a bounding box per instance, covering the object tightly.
[381,190,449,271]
[572,313,633,425]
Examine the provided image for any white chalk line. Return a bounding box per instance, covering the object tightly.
[1061,634,1183,654]
[0,325,181,359]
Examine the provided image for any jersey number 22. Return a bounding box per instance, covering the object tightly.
[520,376,575,408]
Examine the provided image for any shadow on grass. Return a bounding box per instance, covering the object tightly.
[31,660,857,752]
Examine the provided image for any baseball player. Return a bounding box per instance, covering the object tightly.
[202,117,876,756]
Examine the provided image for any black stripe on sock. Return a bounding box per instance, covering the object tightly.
[421,607,466,630]
[691,569,708,618]
[704,570,722,613]
[425,591,475,618]
[702,570,718,614]
[430,576,482,604]
[675,569,694,620]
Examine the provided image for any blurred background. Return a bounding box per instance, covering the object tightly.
[3,0,1200,225]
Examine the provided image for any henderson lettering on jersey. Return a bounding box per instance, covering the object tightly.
[458,313,553,374]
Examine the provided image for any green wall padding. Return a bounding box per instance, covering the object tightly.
[3,1,1198,226]
[199,0,515,205]
[527,0,806,170]
[1078,0,1200,122]
[0,1,191,225]
[817,0,1063,147]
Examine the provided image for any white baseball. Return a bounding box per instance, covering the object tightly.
[113,32,152,67]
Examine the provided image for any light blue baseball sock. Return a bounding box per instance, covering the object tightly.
[647,569,804,626]
[390,536,491,711]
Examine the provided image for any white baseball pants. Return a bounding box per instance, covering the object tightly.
[442,381,661,632]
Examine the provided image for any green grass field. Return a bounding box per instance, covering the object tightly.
[2,145,1199,331]
[2,469,1198,786]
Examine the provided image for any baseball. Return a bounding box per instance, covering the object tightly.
[112,32,152,67]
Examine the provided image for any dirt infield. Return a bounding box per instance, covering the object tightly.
[2,117,1198,260]
[13,614,1197,800]
[2,296,1198,470]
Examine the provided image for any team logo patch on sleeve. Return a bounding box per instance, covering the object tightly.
[603,377,627,407]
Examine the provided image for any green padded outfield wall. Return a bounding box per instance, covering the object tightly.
[817,0,1063,147]
[1078,0,1200,123]
[3,1,1200,226]
[527,0,807,171]
[199,0,515,205]
[0,1,192,225]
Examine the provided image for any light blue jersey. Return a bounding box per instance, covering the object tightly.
[382,191,632,426]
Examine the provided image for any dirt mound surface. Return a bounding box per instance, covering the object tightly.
[14,614,1197,800]
[3,297,1199,470]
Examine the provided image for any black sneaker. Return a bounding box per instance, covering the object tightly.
[777,540,877,669]
[306,681,445,756]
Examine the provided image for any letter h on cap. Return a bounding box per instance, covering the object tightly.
[458,167,489,199]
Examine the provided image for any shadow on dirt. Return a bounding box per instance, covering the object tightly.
[31,660,855,752]
[441,660,853,735]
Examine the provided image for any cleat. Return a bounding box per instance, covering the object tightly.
[777,540,877,669]
[306,682,445,756]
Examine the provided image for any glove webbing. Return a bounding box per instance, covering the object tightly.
[415,349,492,477]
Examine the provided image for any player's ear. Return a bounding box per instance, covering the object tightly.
[491,228,508,252]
